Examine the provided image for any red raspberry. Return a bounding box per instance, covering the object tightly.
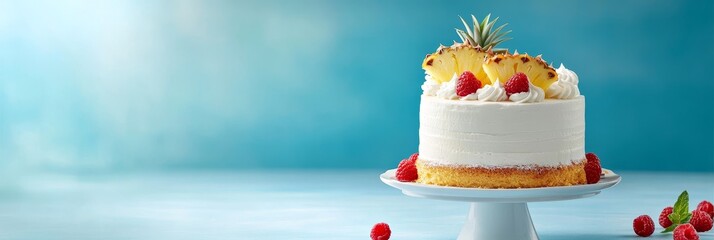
[396,158,418,182]
[397,158,413,171]
[504,72,530,96]
[674,223,699,240]
[407,153,419,163]
[632,215,655,237]
[659,206,674,228]
[370,222,391,240]
[456,71,482,97]
[585,152,600,164]
[583,152,602,184]
[690,210,713,232]
[696,200,714,218]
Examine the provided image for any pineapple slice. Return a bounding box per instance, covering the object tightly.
[422,43,493,84]
[482,53,558,91]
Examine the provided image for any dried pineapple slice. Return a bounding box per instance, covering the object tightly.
[482,52,558,91]
[422,43,493,84]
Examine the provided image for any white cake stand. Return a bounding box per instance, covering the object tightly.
[380,168,620,240]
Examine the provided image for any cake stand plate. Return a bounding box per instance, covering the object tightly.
[380,168,620,240]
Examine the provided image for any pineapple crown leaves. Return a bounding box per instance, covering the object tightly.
[456,14,512,50]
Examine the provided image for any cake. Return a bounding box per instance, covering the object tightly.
[414,14,588,188]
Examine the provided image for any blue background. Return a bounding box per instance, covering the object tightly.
[0,0,712,173]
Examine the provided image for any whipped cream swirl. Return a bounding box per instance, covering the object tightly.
[546,64,580,99]
[435,74,459,100]
[460,92,479,100]
[509,81,545,103]
[476,80,507,101]
[421,74,441,96]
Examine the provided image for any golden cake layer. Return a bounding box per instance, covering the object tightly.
[416,160,586,188]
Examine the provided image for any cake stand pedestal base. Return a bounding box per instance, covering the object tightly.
[380,168,621,240]
[458,202,537,240]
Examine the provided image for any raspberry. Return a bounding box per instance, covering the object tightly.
[674,223,699,240]
[396,158,414,172]
[583,152,602,184]
[407,153,419,163]
[690,210,713,232]
[504,72,530,96]
[456,71,482,97]
[396,158,418,182]
[632,215,655,237]
[370,222,391,240]
[659,206,674,228]
[585,152,600,164]
[696,200,714,218]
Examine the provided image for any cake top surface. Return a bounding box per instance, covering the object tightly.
[423,95,584,106]
[421,14,581,104]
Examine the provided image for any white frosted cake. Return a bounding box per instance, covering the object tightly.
[413,14,588,188]
[420,97,585,167]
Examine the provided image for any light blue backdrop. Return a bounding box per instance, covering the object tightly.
[0,0,712,172]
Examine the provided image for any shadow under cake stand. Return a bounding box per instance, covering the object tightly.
[380,168,620,240]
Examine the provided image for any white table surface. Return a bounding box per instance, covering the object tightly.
[0,170,712,239]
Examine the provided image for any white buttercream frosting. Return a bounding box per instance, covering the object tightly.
[476,80,507,102]
[546,64,580,99]
[421,74,441,96]
[509,81,545,103]
[418,96,586,168]
[435,74,459,100]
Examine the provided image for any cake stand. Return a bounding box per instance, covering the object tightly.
[380,169,620,240]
